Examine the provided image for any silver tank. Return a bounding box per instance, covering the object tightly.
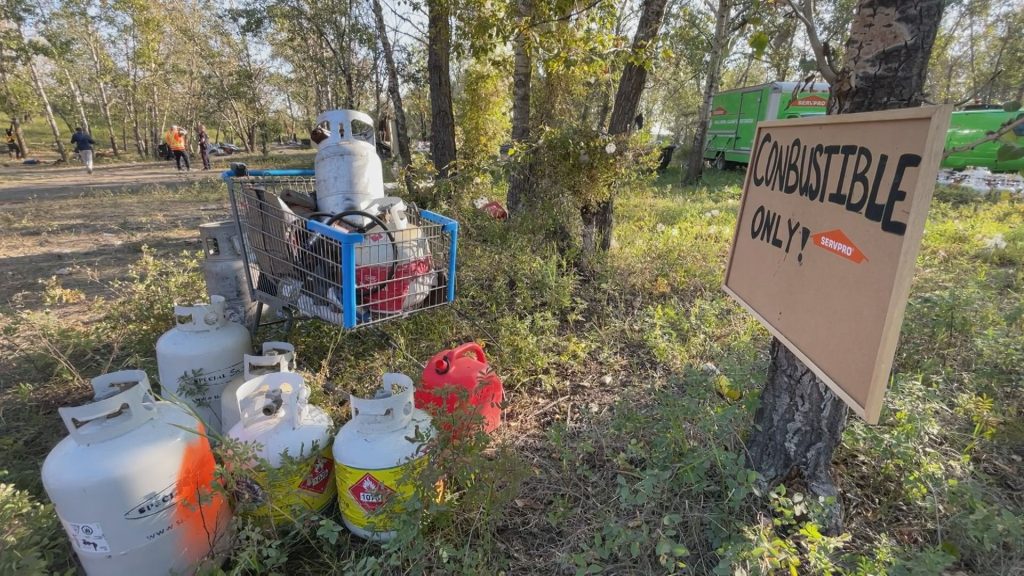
[313,110,385,218]
[200,221,256,327]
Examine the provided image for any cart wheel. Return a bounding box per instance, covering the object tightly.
[714,154,728,171]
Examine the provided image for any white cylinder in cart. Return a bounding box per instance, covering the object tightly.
[333,373,434,541]
[313,110,385,217]
[42,371,231,576]
[220,341,298,433]
[199,221,257,327]
[156,295,251,434]
[227,372,336,521]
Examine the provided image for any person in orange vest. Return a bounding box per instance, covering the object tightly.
[164,125,190,171]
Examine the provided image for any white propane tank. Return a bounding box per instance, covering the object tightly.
[199,220,257,327]
[333,373,434,541]
[313,109,385,217]
[227,372,336,522]
[42,371,231,576]
[220,341,298,433]
[156,295,251,434]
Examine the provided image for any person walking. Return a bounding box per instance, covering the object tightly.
[71,127,96,174]
[165,125,190,171]
[197,123,211,170]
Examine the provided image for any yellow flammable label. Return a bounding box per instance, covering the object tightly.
[335,457,427,532]
[238,445,337,523]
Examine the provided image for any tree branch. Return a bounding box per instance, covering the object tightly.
[953,69,1003,107]
[529,0,606,29]
[784,0,837,83]
[943,115,1024,158]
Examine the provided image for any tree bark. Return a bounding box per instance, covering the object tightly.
[427,0,457,178]
[0,57,29,156]
[506,0,533,215]
[683,0,730,185]
[747,0,946,536]
[63,68,90,135]
[86,33,119,155]
[12,115,29,158]
[583,0,669,252]
[27,60,67,163]
[371,0,412,170]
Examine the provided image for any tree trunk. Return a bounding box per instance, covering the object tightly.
[0,60,29,156]
[583,0,669,252]
[829,0,945,114]
[746,341,849,534]
[63,68,90,135]
[28,60,67,163]
[371,0,412,169]
[747,0,946,535]
[683,0,730,185]
[86,34,119,155]
[427,0,457,178]
[12,116,29,157]
[506,0,533,215]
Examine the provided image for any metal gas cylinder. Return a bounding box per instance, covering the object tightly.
[333,374,434,541]
[220,341,298,433]
[313,110,385,217]
[42,371,232,576]
[417,342,503,434]
[227,372,336,522]
[156,295,252,434]
[199,221,257,327]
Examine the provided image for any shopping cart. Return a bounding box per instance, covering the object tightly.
[224,168,458,331]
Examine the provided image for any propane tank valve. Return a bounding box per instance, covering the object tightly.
[261,391,284,416]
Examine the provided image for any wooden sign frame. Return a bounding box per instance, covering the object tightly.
[723,106,952,424]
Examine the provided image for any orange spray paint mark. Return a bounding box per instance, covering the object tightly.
[174,424,228,553]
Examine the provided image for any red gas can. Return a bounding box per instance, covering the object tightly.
[416,343,503,434]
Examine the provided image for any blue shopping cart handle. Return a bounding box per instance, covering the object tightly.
[221,168,315,181]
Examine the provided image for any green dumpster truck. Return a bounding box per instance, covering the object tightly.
[704,82,1024,172]
[703,81,830,170]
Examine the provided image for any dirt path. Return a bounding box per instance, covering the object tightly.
[0,163,233,312]
[0,161,223,203]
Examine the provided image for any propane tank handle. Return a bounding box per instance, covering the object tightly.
[261,341,297,371]
[364,197,409,230]
[242,353,290,381]
[235,372,304,430]
[59,379,158,445]
[90,369,153,400]
[174,295,227,331]
[447,342,487,366]
[350,373,415,433]
[313,109,376,147]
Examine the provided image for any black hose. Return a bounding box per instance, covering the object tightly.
[306,209,400,296]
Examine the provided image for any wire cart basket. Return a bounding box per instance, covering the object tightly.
[224,169,458,330]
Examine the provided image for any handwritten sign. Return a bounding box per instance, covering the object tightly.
[724,106,952,423]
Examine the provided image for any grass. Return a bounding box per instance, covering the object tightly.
[1,166,1022,575]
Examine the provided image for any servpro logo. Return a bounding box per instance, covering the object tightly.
[793,94,827,107]
[124,481,179,520]
[711,107,728,116]
[813,229,868,263]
